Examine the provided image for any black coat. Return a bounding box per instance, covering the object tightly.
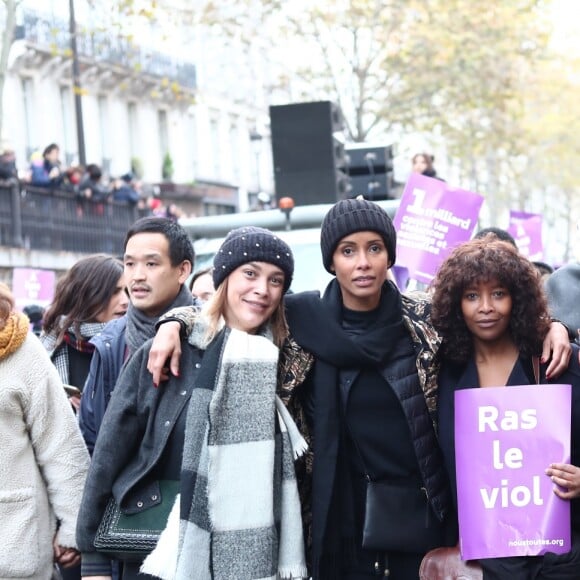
[437,344,580,528]
[76,338,204,574]
[285,282,454,576]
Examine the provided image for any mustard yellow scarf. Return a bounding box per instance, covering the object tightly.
[0,312,29,360]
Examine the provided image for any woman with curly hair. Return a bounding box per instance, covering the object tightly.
[431,235,580,579]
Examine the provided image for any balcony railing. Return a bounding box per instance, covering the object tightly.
[0,181,147,255]
[18,9,197,90]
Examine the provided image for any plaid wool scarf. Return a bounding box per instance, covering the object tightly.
[142,322,307,580]
[41,321,106,385]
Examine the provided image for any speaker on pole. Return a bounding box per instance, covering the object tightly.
[270,101,350,205]
[345,144,395,200]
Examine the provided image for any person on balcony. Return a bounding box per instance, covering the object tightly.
[29,143,63,188]
[77,164,111,217]
[0,143,17,181]
[111,173,141,206]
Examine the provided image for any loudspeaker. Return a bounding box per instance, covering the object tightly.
[273,169,351,205]
[346,144,394,200]
[270,101,348,205]
[346,145,393,175]
[349,174,392,200]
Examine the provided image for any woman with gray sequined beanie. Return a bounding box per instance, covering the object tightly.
[213,226,294,293]
[204,226,295,348]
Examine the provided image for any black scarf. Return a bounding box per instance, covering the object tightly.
[125,284,193,355]
[287,279,405,368]
[285,279,409,578]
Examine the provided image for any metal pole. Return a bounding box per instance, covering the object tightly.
[69,0,86,167]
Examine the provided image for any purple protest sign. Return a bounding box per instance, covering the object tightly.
[12,268,56,309]
[393,174,484,284]
[455,384,571,560]
[508,211,543,261]
[391,265,410,291]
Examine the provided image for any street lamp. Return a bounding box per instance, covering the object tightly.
[69,0,86,167]
[279,196,294,231]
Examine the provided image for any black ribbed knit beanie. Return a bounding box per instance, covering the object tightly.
[213,226,294,292]
[320,198,397,273]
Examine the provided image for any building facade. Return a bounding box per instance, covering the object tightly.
[2,1,280,215]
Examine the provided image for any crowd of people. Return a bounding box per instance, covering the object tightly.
[1,189,580,580]
[0,141,185,221]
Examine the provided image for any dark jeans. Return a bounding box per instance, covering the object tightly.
[343,548,423,579]
[121,561,157,580]
[58,564,80,580]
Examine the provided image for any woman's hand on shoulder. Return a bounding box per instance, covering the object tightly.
[543,322,572,379]
[147,320,183,387]
[546,462,580,499]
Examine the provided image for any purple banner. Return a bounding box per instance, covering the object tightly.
[12,268,56,309]
[455,385,571,560]
[393,174,484,284]
[507,211,543,261]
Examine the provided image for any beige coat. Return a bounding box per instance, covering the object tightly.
[0,333,89,580]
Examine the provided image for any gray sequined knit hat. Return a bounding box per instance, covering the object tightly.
[320,198,397,273]
[213,226,294,292]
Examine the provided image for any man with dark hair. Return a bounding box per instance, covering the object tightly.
[473,226,517,248]
[79,217,194,455]
[533,260,554,281]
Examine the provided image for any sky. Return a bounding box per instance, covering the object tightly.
[549,0,580,54]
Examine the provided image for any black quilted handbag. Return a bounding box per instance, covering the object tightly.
[94,480,180,561]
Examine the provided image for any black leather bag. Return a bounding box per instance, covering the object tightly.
[362,480,445,553]
[94,480,180,561]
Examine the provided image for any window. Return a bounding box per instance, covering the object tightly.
[228,116,239,184]
[158,109,169,157]
[22,77,35,159]
[128,102,138,159]
[188,112,198,178]
[97,95,109,170]
[204,202,236,216]
[210,117,220,178]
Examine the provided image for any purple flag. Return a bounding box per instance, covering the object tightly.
[393,174,484,284]
[455,385,571,560]
[12,267,56,310]
[507,211,543,261]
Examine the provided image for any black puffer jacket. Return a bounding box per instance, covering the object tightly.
[284,281,454,577]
